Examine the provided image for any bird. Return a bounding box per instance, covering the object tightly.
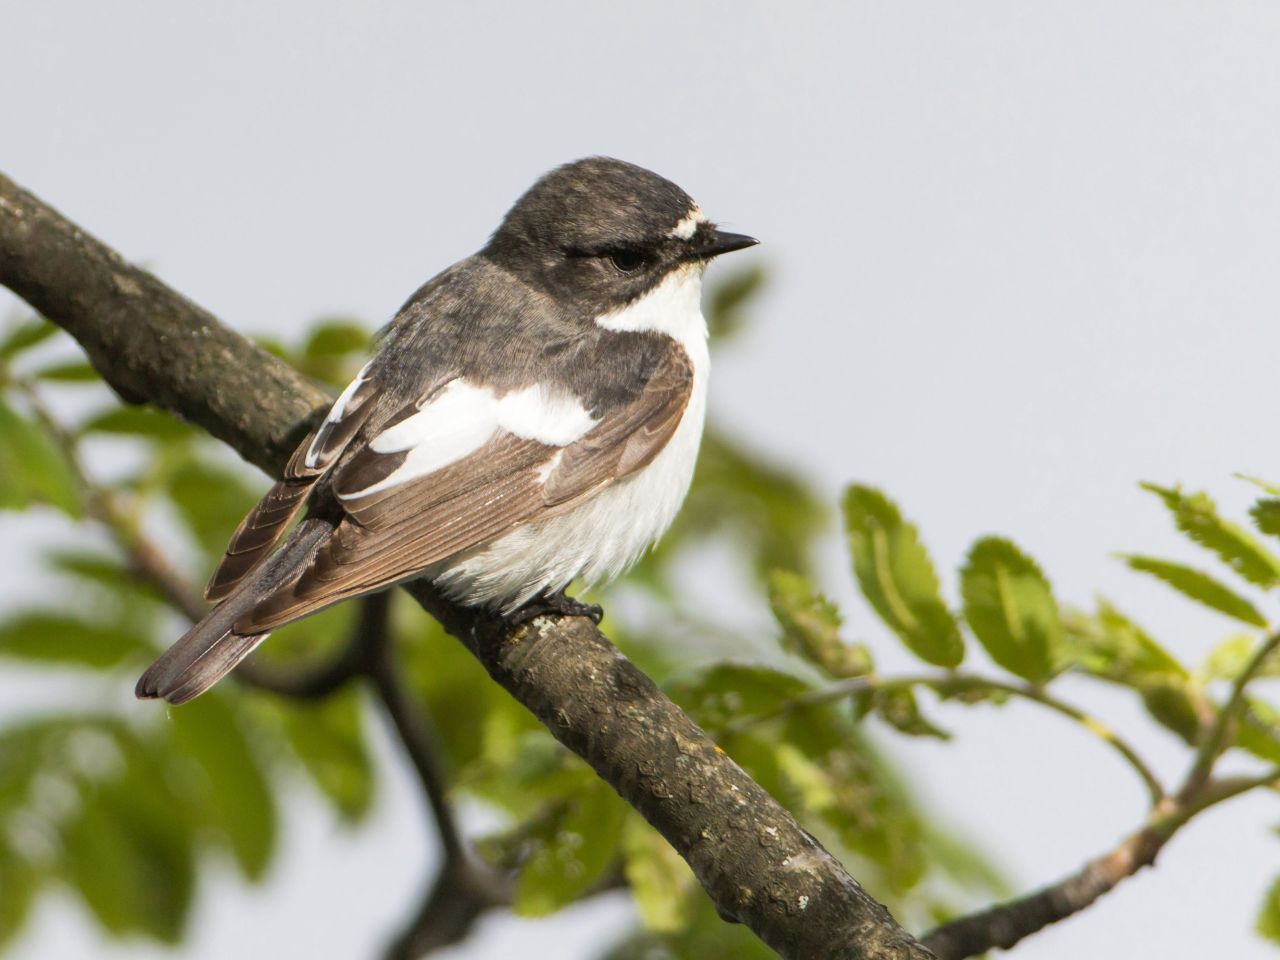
[136,156,757,705]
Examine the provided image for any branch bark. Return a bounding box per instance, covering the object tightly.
[0,171,930,960]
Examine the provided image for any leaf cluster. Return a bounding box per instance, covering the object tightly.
[767,476,1280,945]
[0,315,377,947]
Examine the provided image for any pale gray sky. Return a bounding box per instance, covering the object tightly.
[4,2,1280,957]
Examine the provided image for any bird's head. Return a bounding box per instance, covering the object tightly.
[484,157,757,314]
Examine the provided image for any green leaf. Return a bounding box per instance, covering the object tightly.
[80,405,192,441]
[1201,635,1259,681]
[768,570,871,678]
[169,694,277,881]
[275,690,374,822]
[62,777,194,942]
[622,816,696,932]
[61,728,196,944]
[33,360,99,382]
[0,397,83,516]
[1142,483,1280,587]
[1238,699,1280,764]
[842,485,962,668]
[1064,602,1200,740]
[872,687,950,740]
[1140,680,1202,745]
[1063,600,1186,685]
[514,780,628,916]
[773,742,838,810]
[666,662,810,730]
[47,549,134,589]
[0,847,36,949]
[1257,875,1280,945]
[1252,499,1280,539]
[1120,555,1267,627]
[0,720,197,945]
[779,717,927,892]
[960,538,1061,683]
[295,320,372,387]
[44,550,169,614]
[302,319,370,359]
[0,318,57,359]
[0,613,145,667]
[1238,475,1280,497]
[1201,635,1280,683]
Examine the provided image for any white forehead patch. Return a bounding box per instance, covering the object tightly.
[669,207,705,241]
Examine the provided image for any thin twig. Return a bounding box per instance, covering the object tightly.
[722,671,1165,806]
[234,651,365,699]
[921,825,1164,960]
[1168,766,1280,827]
[923,766,1280,960]
[359,593,464,863]
[17,376,207,619]
[355,592,513,958]
[1179,631,1280,801]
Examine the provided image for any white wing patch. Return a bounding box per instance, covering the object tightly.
[370,380,495,455]
[496,384,598,444]
[342,378,596,498]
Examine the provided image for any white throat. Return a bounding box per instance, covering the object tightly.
[595,264,709,358]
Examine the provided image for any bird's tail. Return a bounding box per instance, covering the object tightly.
[136,519,332,705]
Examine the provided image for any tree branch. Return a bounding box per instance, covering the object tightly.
[921,826,1164,960]
[920,768,1280,959]
[0,171,930,960]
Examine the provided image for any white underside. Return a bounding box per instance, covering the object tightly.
[430,264,709,611]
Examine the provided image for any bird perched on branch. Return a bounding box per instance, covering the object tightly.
[137,156,757,704]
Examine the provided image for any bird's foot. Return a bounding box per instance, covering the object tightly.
[510,590,604,627]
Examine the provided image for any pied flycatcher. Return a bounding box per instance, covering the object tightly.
[137,157,757,704]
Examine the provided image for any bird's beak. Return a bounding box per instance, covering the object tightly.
[691,230,759,261]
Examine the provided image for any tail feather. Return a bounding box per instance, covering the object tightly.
[137,519,332,704]
[136,628,269,705]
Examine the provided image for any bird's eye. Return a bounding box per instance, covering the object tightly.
[608,249,646,273]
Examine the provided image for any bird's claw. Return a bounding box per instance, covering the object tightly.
[511,591,604,627]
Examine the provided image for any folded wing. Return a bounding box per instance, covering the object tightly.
[224,341,693,634]
[203,364,379,601]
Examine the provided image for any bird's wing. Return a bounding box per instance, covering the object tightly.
[203,364,379,600]
[232,340,694,634]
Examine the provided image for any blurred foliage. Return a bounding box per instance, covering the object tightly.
[2,267,1280,958]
